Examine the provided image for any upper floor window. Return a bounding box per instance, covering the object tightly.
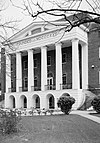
[31,28,41,35]
[11,79,14,89]
[62,53,66,64]
[34,58,37,68]
[99,47,100,59]
[24,77,28,89]
[34,76,38,87]
[47,56,51,66]
[62,74,67,85]
[23,61,28,70]
[11,63,13,72]
[0,83,1,90]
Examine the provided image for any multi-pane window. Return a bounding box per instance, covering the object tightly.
[99,47,100,59]
[23,61,28,69]
[34,76,38,87]
[0,83,1,90]
[34,58,37,68]
[11,63,13,72]
[62,74,67,85]
[11,79,14,89]
[47,56,51,66]
[24,77,28,89]
[62,53,66,63]
[99,71,100,85]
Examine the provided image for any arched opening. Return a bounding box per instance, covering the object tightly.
[32,94,40,109]
[46,94,55,109]
[62,93,70,97]
[9,95,15,108]
[20,95,27,108]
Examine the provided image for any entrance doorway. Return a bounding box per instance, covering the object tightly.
[47,77,53,90]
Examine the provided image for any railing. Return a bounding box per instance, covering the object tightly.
[60,83,72,90]
[45,84,56,90]
[31,86,41,91]
[8,88,16,93]
[8,88,11,93]
[19,87,22,92]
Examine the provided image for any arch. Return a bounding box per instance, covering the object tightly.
[9,95,15,108]
[61,93,70,97]
[20,95,27,108]
[32,94,40,109]
[46,94,55,109]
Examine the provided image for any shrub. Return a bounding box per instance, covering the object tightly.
[0,109,21,134]
[91,96,100,113]
[57,94,75,114]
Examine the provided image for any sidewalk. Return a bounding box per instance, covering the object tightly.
[71,110,100,124]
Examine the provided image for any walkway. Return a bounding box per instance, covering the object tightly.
[71,110,100,124]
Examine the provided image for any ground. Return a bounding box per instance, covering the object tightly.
[1,114,100,143]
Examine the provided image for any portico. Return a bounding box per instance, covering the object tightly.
[5,21,88,109]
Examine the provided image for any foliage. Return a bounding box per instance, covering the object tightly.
[57,94,75,114]
[0,109,21,134]
[91,96,100,113]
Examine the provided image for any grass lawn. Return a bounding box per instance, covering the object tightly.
[1,114,100,143]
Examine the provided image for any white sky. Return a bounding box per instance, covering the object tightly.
[1,0,99,37]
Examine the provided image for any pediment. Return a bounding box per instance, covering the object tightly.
[9,21,55,42]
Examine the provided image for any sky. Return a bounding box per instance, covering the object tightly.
[1,0,100,37]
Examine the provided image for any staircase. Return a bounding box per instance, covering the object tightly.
[78,86,98,110]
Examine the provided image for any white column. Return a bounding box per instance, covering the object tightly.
[6,54,11,93]
[41,46,47,91]
[16,52,22,92]
[56,42,62,90]
[72,38,80,89]
[82,43,88,89]
[28,49,34,91]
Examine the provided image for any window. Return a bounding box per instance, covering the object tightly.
[99,71,100,84]
[0,83,1,90]
[11,64,13,72]
[62,74,67,85]
[62,53,66,63]
[24,77,28,89]
[11,80,14,88]
[31,28,41,35]
[23,61,28,69]
[34,77,38,87]
[47,56,51,66]
[99,47,100,59]
[34,59,37,68]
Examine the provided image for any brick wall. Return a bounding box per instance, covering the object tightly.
[88,27,100,88]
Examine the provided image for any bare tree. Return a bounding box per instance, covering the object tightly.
[10,0,100,31]
[0,1,19,103]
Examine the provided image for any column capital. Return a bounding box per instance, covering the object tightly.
[71,38,79,43]
[16,51,22,55]
[55,42,62,47]
[28,49,33,52]
[41,46,47,50]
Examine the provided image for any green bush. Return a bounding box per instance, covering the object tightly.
[57,94,75,114]
[0,109,21,134]
[91,96,100,113]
